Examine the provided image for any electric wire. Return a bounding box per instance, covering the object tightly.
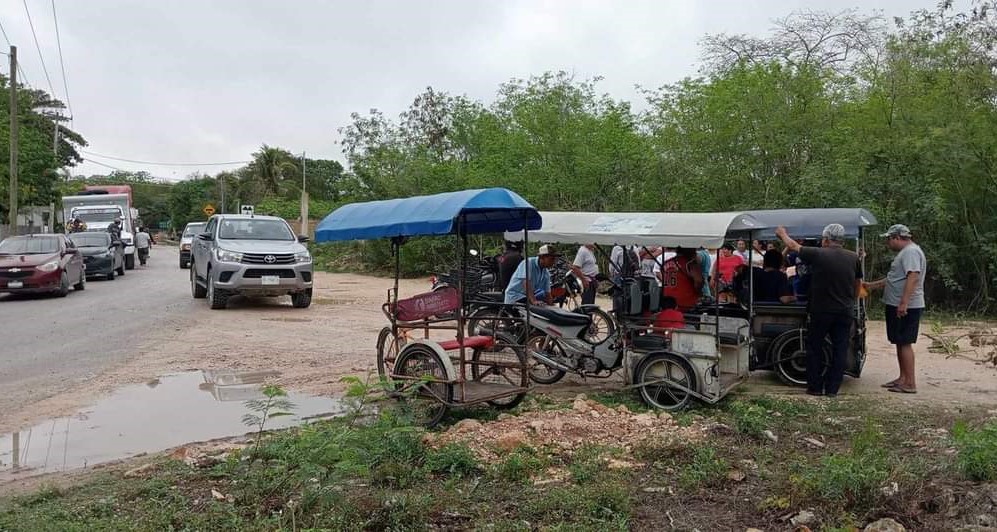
[83,150,251,166]
[50,0,73,120]
[22,0,58,98]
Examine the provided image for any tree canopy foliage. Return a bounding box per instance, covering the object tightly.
[0,74,87,223]
[334,3,997,310]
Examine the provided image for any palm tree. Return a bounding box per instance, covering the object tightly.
[249,145,299,197]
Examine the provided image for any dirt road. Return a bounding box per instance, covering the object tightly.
[1,259,994,434]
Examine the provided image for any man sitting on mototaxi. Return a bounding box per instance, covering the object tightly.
[503,244,559,306]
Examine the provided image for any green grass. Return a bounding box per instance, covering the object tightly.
[952,420,997,481]
[0,393,992,531]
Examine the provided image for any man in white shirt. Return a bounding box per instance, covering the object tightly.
[571,244,600,305]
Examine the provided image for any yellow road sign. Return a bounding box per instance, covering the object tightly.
[203,204,216,216]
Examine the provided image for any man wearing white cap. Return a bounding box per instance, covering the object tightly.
[776,223,863,397]
[863,224,926,394]
[504,244,559,305]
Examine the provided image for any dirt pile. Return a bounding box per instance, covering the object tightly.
[427,395,703,461]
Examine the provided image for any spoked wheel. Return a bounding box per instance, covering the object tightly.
[393,344,453,428]
[466,306,503,337]
[375,327,407,387]
[634,353,697,411]
[771,330,831,387]
[577,307,615,345]
[525,333,567,385]
[470,333,528,409]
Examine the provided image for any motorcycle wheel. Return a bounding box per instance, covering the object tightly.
[526,333,567,385]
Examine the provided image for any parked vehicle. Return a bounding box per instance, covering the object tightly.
[189,215,313,310]
[61,187,136,270]
[504,211,764,410]
[69,232,125,281]
[0,234,86,297]
[315,188,540,427]
[178,222,205,269]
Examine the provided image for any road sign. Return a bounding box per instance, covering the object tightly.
[240,205,254,215]
[203,204,216,216]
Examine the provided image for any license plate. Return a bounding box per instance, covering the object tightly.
[7,281,23,289]
[261,275,280,285]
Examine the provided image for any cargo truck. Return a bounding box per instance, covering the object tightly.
[62,186,137,269]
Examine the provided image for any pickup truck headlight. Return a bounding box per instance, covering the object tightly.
[181,243,191,251]
[216,248,243,263]
[38,261,60,273]
[295,252,312,264]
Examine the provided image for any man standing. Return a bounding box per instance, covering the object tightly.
[776,224,862,397]
[135,227,153,266]
[863,224,926,394]
[570,244,599,305]
[734,240,750,262]
[497,241,524,292]
[504,245,558,305]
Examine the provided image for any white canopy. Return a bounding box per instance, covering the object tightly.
[505,211,767,248]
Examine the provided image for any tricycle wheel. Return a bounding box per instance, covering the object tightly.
[634,353,696,411]
[771,330,830,387]
[526,333,567,385]
[375,327,407,387]
[393,343,453,428]
[470,333,527,409]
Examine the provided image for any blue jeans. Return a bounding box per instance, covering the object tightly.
[807,312,852,395]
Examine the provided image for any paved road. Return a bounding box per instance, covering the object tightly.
[0,246,196,412]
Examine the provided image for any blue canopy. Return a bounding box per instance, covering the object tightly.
[745,208,878,239]
[314,188,542,242]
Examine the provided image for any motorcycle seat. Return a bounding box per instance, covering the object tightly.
[530,306,591,327]
[477,291,504,302]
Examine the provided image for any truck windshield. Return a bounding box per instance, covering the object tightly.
[0,237,60,254]
[182,224,205,237]
[218,219,294,241]
[75,208,121,223]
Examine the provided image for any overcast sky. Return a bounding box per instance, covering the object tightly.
[1,0,944,180]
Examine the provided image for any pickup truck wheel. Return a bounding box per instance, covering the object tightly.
[125,253,135,270]
[208,275,229,310]
[291,289,312,309]
[191,264,207,299]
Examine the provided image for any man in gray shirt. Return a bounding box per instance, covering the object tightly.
[864,224,926,394]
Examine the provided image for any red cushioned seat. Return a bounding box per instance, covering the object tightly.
[438,335,495,351]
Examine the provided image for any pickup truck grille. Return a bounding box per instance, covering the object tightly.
[243,268,296,279]
[241,253,295,265]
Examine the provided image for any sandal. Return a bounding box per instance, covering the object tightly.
[881,379,900,388]
[888,385,917,394]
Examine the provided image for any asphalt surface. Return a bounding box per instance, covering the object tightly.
[0,246,196,413]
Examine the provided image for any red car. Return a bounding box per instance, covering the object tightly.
[0,234,86,297]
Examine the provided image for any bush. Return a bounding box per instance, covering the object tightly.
[952,420,997,481]
[493,447,547,483]
[677,446,728,489]
[425,444,481,477]
[797,426,891,506]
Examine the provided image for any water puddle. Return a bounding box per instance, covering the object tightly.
[0,370,344,478]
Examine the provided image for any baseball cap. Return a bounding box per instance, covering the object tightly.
[881,224,912,238]
[537,244,560,257]
[821,223,846,242]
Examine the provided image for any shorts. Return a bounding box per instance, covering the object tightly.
[885,305,923,345]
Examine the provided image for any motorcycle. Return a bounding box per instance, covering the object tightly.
[430,249,500,294]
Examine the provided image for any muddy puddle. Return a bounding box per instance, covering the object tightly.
[0,370,344,478]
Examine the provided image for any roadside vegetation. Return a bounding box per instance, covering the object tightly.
[2,384,995,531]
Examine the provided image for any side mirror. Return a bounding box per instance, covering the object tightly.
[297,235,310,243]
[197,233,213,241]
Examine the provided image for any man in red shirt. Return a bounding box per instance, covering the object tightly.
[662,247,704,311]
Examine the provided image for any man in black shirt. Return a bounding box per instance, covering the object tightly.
[776,224,862,397]
[498,241,524,292]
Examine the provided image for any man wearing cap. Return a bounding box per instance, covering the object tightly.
[776,224,863,397]
[863,224,926,394]
[570,244,599,305]
[504,244,558,305]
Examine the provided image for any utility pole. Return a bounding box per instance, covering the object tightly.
[220,175,226,214]
[300,152,308,236]
[8,46,19,238]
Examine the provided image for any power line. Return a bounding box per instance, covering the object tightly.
[50,0,72,120]
[83,158,125,172]
[0,16,34,89]
[82,150,251,167]
[22,0,58,99]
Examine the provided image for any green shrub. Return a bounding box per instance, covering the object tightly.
[677,446,728,489]
[952,420,997,481]
[425,444,481,477]
[493,448,547,483]
[797,425,890,506]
